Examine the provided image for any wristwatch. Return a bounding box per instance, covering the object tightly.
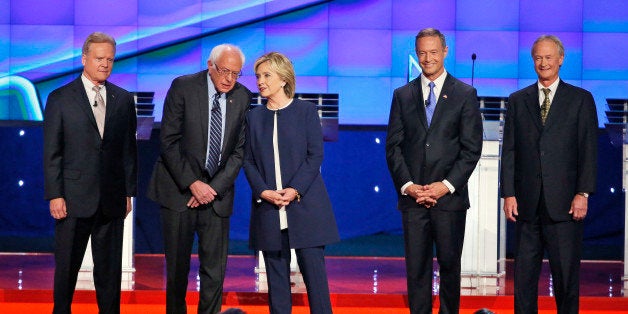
[577,192,589,198]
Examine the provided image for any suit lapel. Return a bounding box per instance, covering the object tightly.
[542,80,569,130]
[198,71,210,152]
[72,77,100,135]
[222,90,238,154]
[411,77,428,131]
[432,74,455,125]
[103,81,118,138]
[522,84,543,131]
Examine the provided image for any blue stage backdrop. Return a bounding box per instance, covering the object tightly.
[1,0,627,256]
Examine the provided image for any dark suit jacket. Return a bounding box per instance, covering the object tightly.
[147,70,251,217]
[500,80,598,222]
[386,74,483,211]
[243,99,340,251]
[43,76,138,218]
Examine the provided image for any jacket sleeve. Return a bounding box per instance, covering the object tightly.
[123,93,138,196]
[43,91,65,200]
[576,90,598,194]
[500,93,517,198]
[159,78,198,191]
[445,87,483,190]
[385,90,412,192]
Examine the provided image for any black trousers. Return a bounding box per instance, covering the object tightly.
[53,210,124,314]
[514,195,583,314]
[402,207,467,314]
[161,205,229,314]
[263,229,333,314]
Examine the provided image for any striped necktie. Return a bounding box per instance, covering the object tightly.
[206,92,222,176]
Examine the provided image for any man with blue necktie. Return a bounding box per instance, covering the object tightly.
[386,28,483,314]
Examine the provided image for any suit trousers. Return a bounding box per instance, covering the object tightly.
[514,195,583,314]
[402,207,467,314]
[53,210,124,314]
[263,229,333,314]
[161,205,229,314]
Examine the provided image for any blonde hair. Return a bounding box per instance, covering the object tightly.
[254,52,296,98]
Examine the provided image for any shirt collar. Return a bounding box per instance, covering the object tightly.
[81,74,105,92]
[421,70,447,89]
[537,77,560,95]
[207,73,223,99]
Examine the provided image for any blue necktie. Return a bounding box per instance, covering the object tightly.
[206,92,222,176]
[426,81,436,126]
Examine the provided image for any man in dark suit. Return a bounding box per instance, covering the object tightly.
[500,35,598,314]
[386,28,483,314]
[43,32,138,314]
[147,44,251,314]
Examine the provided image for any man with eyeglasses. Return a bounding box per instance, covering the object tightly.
[147,44,251,314]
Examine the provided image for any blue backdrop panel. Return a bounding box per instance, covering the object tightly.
[264,27,329,76]
[328,76,392,125]
[391,0,456,30]
[10,0,74,25]
[583,32,628,80]
[455,31,519,79]
[456,0,519,31]
[519,0,583,32]
[329,0,392,30]
[75,0,138,26]
[583,0,628,32]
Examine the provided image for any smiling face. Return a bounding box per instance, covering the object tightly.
[532,39,564,87]
[81,42,115,86]
[416,35,448,81]
[255,61,287,99]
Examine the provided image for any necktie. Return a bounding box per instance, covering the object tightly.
[541,88,551,125]
[206,92,222,176]
[426,81,436,126]
[92,85,106,138]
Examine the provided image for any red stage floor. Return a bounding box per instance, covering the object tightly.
[0,253,626,313]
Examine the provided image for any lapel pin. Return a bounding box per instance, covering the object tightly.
[442,94,447,99]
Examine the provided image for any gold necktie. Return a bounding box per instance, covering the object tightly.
[92,85,106,137]
[541,88,551,125]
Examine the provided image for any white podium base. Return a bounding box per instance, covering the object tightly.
[255,250,304,292]
[76,199,136,291]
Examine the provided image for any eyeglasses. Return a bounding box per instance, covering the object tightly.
[214,65,242,79]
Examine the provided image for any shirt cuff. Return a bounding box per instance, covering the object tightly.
[443,180,455,194]
[401,182,413,195]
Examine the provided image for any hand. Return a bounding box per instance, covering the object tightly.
[49,197,67,220]
[260,190,288,206]
[503,196,518,222]
[278,188,298,204]
[405,184,437,208]
[125,197,133,218]
[569,194,588,221]
[421,182,450,201]
[189,180,217,204]
[187,196,200,208]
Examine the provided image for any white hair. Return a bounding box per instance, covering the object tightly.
[208,44,245,66]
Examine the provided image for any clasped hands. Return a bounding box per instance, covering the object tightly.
[188,180,217,208]
[260,188,299,207]
[406,182,449,208]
